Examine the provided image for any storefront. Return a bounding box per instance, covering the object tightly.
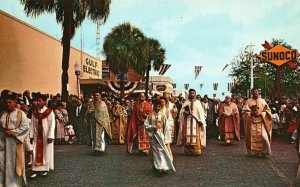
[0,10,101,96]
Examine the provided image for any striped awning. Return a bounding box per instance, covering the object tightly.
[105,81,140,96]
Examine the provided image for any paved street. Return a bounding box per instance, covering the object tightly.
[28,137,299,187]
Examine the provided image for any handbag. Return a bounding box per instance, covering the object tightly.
[287,121,297,133]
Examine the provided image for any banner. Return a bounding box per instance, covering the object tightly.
[213,83,218,91]
[184,83,189,90]
[106,81,140,96]
[195,66,202,79]
[158,64,171,75]
[227,82,234,91]
[222,64,229,72]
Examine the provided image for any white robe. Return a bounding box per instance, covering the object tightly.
[177,99,206,147]
[0,109,30,187]
[144,111,175,172]
[161,106,175,143]
[31,106,55,171]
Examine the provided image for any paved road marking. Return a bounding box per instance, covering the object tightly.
[268,159,293,186]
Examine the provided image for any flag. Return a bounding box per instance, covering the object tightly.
[200,83,204,89]
[222,64,229,72]
[213,83,218,91]
[184,83,189,90]
[262,40,272,50]
[287,61,297,70]
[195,66,202,79]
[158,64,171,75]
[227,82,234,91]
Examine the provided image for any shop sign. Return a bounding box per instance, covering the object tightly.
[81,57,101,79]
[156,85,167,91]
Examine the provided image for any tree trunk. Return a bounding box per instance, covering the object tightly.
[120,71,125,99]
[61,0,72,101]
[145,63,151,100]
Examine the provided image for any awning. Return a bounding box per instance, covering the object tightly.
[79,79,101,85]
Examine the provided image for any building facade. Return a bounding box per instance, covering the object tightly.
[0,10,102,96]
[0,10,143,98]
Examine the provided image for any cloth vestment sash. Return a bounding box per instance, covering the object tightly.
[32,109,52,166]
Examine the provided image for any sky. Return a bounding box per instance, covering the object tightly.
[1,0,300,99]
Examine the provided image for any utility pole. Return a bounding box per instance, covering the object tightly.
[96,21,101,60]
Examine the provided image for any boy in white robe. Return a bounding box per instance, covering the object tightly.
[144,100,175,174]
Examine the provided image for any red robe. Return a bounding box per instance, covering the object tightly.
[127,101,152,153]
[218,102,240,142]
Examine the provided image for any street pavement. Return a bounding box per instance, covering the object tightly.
[28,137,299,187]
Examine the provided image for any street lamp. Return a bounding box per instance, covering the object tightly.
[74,62,81,98]
[264,72,269,99]
[245,44,261,92]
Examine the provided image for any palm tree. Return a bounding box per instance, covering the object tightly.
[20,0,111,101]
[103,22,145,99]
[137,38,166,100]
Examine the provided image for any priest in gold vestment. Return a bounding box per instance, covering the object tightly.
[242,88,272,157]
[110,99,127,144]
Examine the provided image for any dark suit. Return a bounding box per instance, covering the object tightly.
[23,96,31,106]
[73,105,87,143]
[175,99,184,141]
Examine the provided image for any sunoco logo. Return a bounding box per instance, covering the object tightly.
[258,45,300,67]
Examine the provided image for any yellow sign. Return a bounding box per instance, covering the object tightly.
[259,45,300,67]
[81,57,102,79]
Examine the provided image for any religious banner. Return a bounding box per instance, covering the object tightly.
[195,66,202,79]
[158,64,171,75]
[200,83,204,89]
[184,83,189,90]
[106,81,140,96]
[213,83,218,91]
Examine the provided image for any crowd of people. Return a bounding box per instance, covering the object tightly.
[0,88,299,186]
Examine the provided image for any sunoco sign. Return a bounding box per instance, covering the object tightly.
[258,45,300,67]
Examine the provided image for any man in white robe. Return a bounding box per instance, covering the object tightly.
[0,94,30,187]
[30,93,55,178]
[178,89,206,155]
